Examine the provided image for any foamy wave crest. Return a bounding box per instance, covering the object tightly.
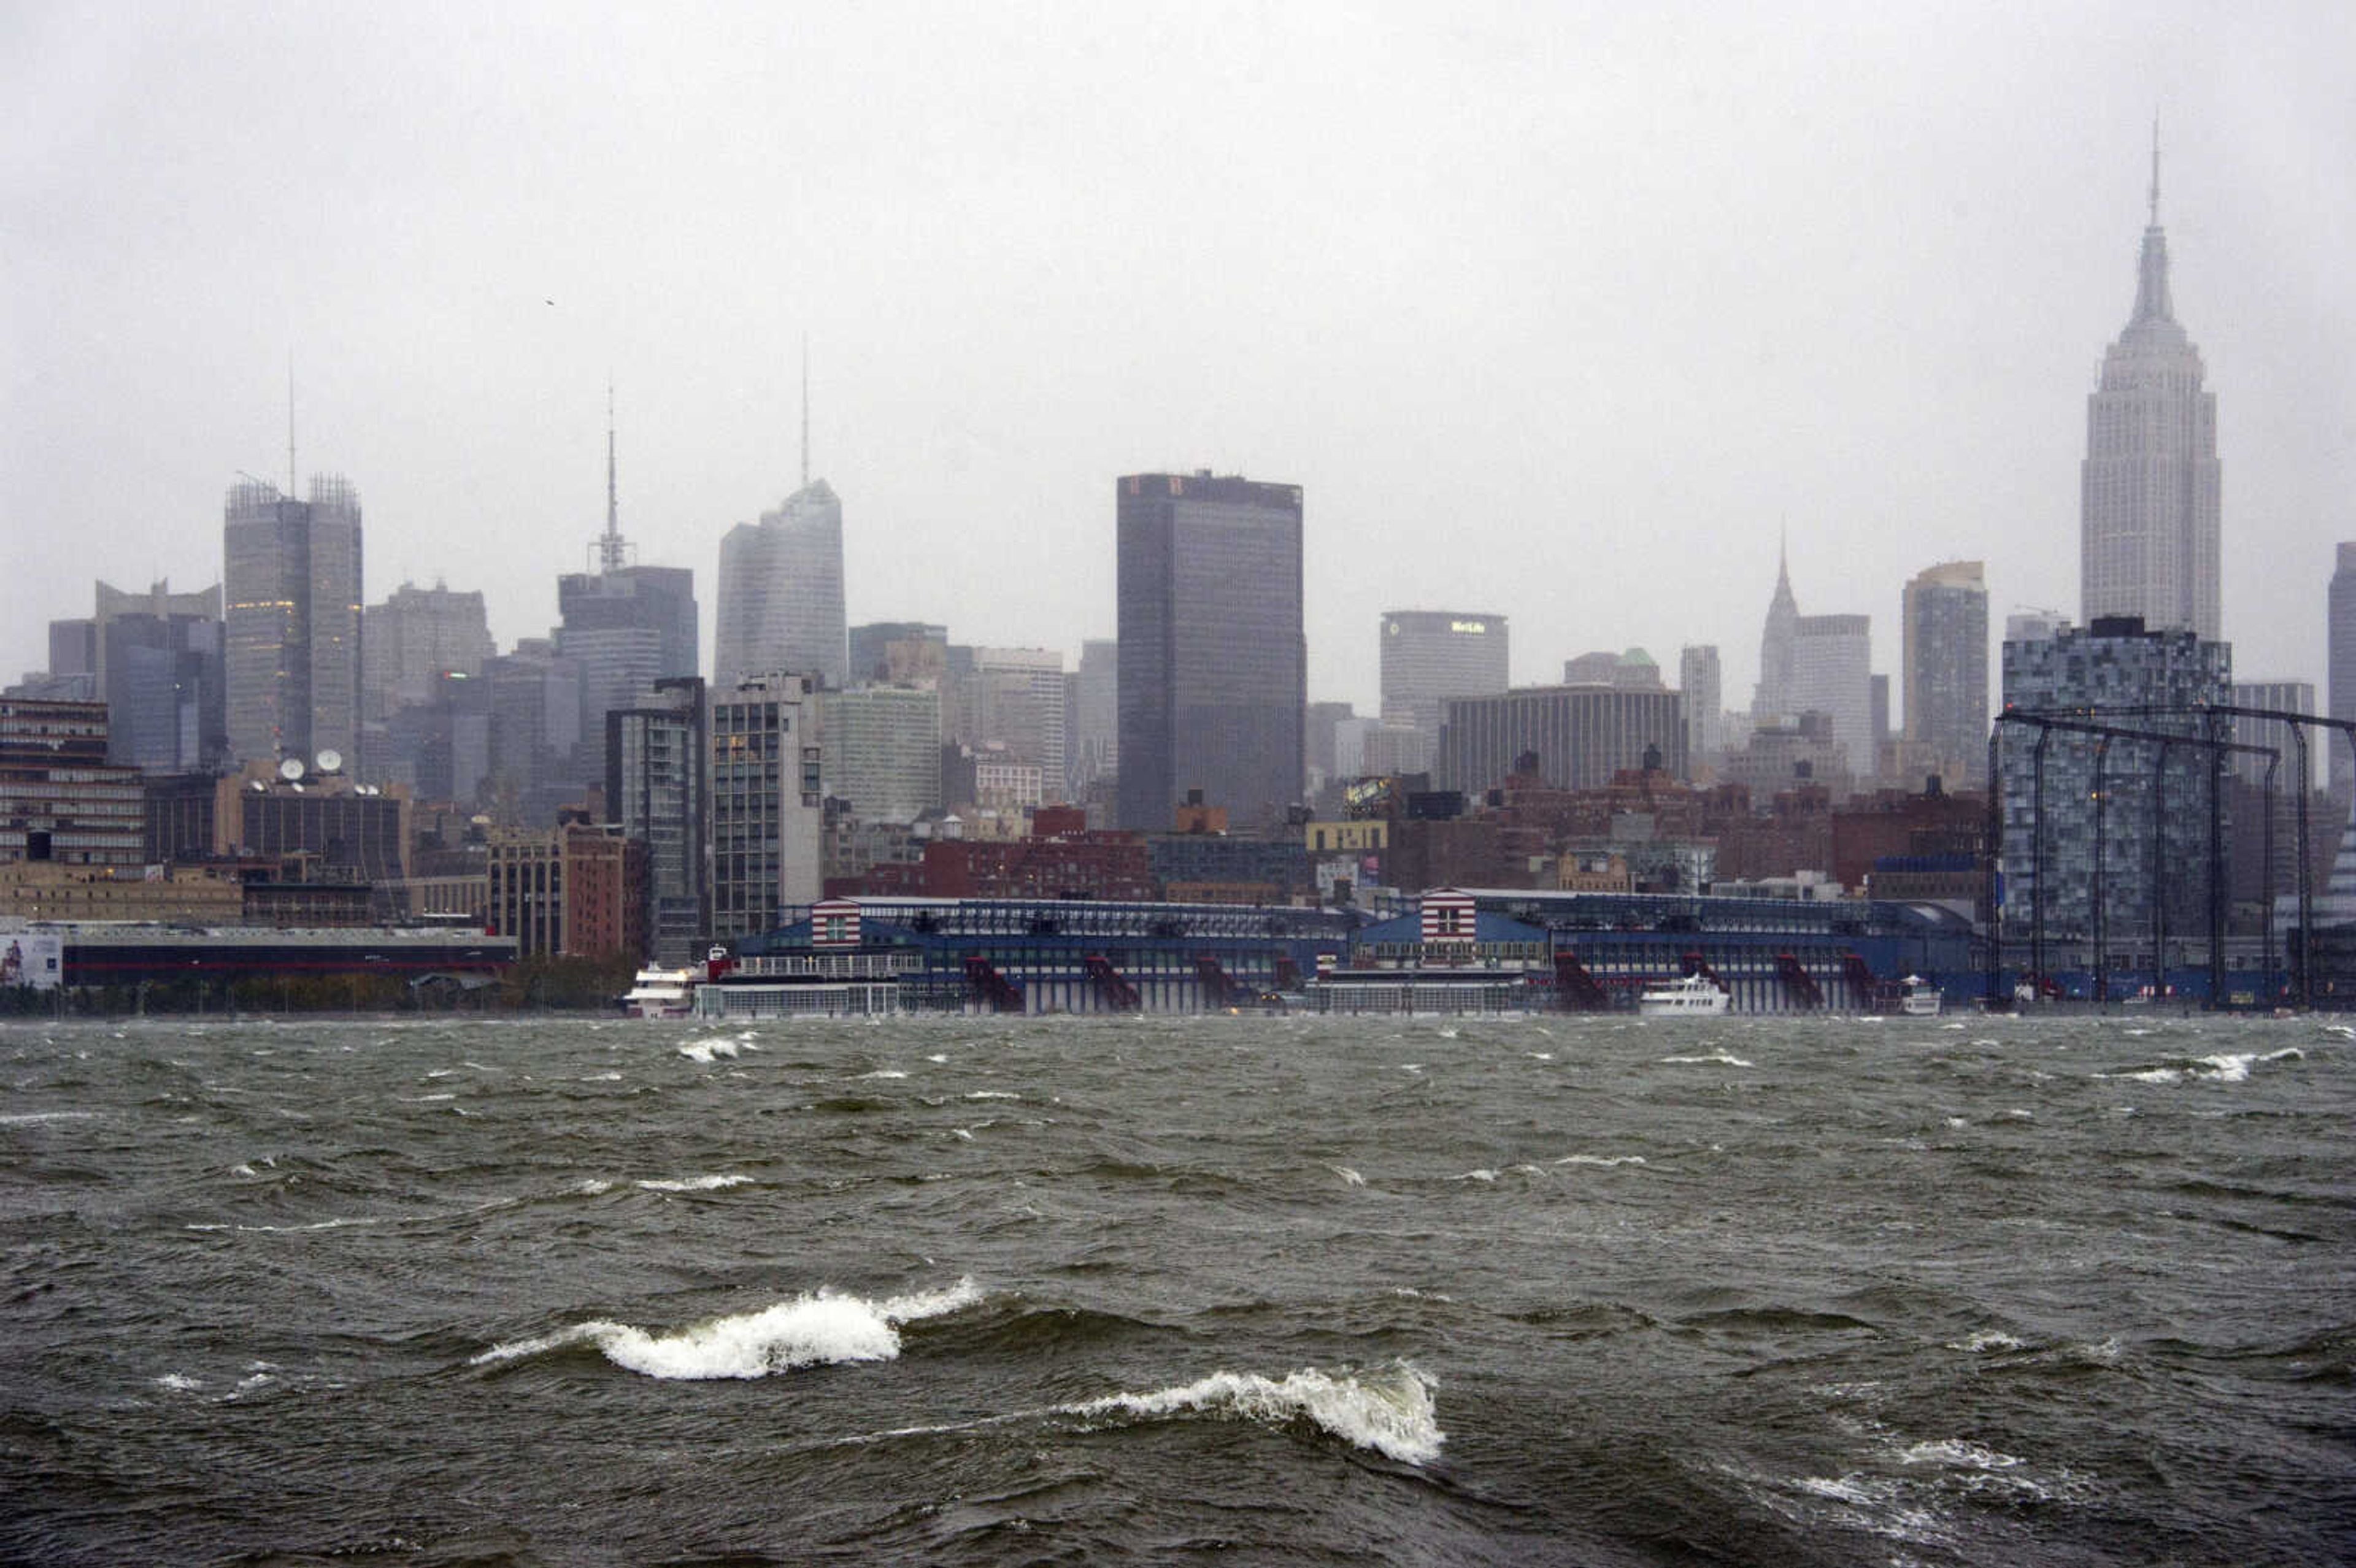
[471,1278,982,1380]
[2105,1047,2300,1086]
[636,1173,751,1192]
[1663,1050,1753,1067]
[1555,1153,1646,1167]
[2196,1048,2301,1081]
[1065,1363,1442,1466]
[677,1037,747,1063]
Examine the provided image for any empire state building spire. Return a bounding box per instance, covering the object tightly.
[2079,134,2220,641]
[2130,120,2175,326]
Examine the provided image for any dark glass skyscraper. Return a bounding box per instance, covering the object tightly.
[1998,616,2229,939]
[607,676,709,964]
[556,564,698,768]
[1115,472,1304,832]
[223,475,362,769]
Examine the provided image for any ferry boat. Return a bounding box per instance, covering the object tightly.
[1896,975,1942,1017]
[1637,972,1729,1017]
[619,966,696,1019]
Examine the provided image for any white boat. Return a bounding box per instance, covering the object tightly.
[1638,973,1729,1017]
[620,966,696,1019]
[1897,975,1942,1017]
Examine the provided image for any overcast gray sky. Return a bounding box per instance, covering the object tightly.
[7,2,2352,721]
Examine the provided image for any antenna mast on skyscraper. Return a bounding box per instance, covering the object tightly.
[2149,114,2161,226]
[800,333,810,491]
[287,353,297,499]
[599,379,628,573]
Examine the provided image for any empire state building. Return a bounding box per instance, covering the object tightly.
[2080,144,2222,640]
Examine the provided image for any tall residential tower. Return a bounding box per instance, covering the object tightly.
[1901,560,1989,785]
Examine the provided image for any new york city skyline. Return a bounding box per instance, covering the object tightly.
[7,5,2353,717]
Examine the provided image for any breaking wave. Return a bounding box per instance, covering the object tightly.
[471,1278,982,1380]
[1063,1362,1443,1466]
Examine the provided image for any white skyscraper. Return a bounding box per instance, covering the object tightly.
[1789,613,1873,782]
[1679,644,1723,764]
[2080,138,2221,642]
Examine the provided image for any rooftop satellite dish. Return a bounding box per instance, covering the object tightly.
[315,748,342,774]
[279,757,305,782]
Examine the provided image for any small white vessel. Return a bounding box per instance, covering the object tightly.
[620,966,696,1019]
[1897,975,1942,1017]
[1638,973,1729,1017]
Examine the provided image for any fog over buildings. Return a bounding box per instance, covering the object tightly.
[5,6,2354,726]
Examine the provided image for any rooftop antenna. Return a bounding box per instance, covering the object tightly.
[800,332,810,491]
[599,379,626,573]
[2148,113,2161,226]
[287,352,297,499]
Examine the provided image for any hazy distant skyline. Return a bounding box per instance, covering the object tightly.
[7,4,2352,721]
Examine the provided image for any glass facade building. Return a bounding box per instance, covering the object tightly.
[715,480,847,691]
[1115,473,1304,833]
[1901,561,1989,785]
[1790,614,1873,782]
[1998,617,2230,940]
[556,564,698,782]
[1678,645,1723,765]
[607,677,709,964]
[708,673,823,940]
[1379,610,1509,753]
[819,683,942,824]
[1436,685,1685,795]
[223,475,363,770]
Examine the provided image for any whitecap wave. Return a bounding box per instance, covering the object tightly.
[677,1037,745,1064]
[1900,1437,2022,1471]
[1064,1363,1442,1466]
[1662,1050,1752,1067]
[471,1278,983,1380]
[1554,1153,1646,1167]
[860,1069,908,1080]
[2105,1045,2299,1086]
[2195,1048,2301,1082]
[636,1173,751,1193]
